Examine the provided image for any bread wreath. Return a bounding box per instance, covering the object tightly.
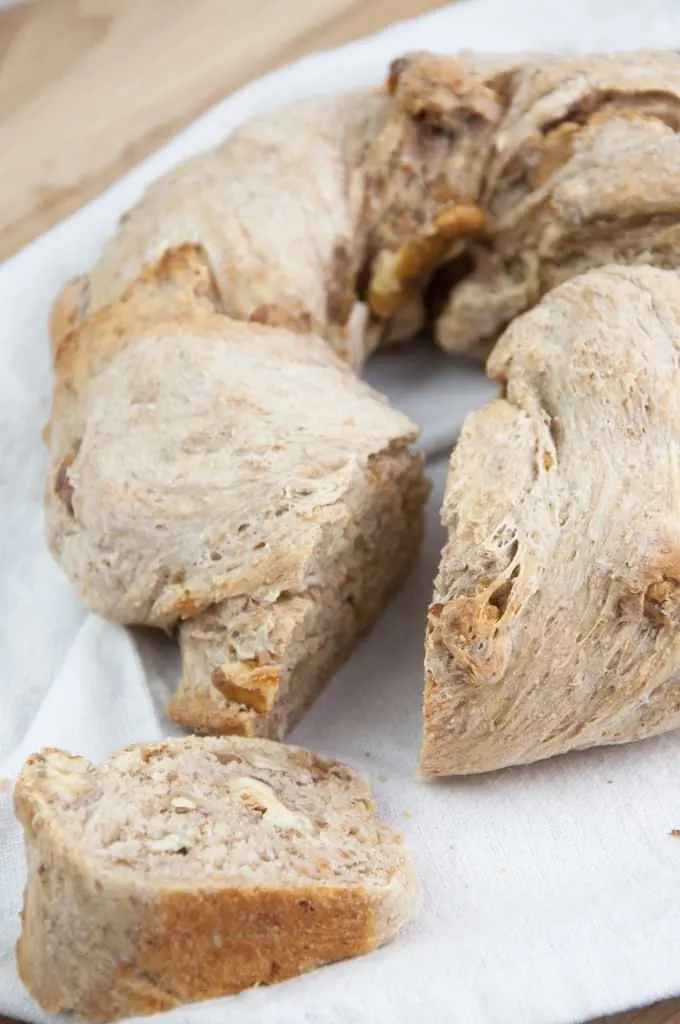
[46,49,680,771]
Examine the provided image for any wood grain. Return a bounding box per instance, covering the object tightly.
[0,0,442,261]
[0,2,678,1023]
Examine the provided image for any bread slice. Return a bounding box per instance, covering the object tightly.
[45,248,429,737]
[422,264,680,774]
[15,738,417,1021]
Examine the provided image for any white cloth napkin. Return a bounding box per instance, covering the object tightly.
[3,1,680,1021]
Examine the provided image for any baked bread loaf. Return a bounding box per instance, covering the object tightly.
[46,247,428,738]
[15,738,417,1020]
[45,48,680,767]
[422,265,680,774]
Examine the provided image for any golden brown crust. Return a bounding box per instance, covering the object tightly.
[167,688,257,736]
[388,51,511,128]
[17,877,384,1021]
[248,303,313,333]
[50,275,90,359]
[17,879,383,1022]
[54,243,219,377]
[130,885,380,1012]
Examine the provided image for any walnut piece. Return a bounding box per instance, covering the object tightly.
[367,204,486,319]
[34,751,94,801]
[228,776,312,833]
[212,661,281,713]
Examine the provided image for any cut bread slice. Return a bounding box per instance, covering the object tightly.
[15,737,417,1021]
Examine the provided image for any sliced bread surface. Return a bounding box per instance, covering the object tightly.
[15,737,418,1021]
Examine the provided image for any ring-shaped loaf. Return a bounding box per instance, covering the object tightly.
[46,49,680,772]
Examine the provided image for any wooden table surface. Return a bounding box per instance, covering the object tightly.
[0,2,678,1023]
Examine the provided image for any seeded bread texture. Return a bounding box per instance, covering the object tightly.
[15,738,417,1021]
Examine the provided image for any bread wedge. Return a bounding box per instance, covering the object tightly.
[422,265,680,774]
[46,248,428,738]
